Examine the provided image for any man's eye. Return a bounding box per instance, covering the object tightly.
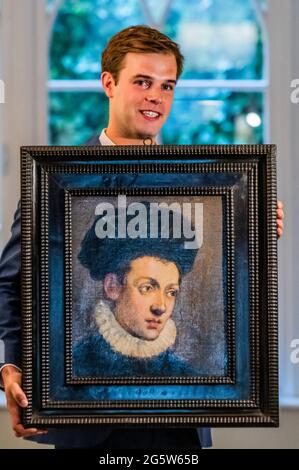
[139,284,153,294]
[163,84,174,91]
[135,80,150,89]
[167,290,179,297]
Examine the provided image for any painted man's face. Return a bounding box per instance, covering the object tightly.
[106,256,180,340]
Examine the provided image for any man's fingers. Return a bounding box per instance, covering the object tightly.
[8,395,21,425]
[3,368,48,438]
[276,200,284,239]
[276,218,284,238]
[277,227,283,238]
[10,382,28,407]
[9,403,48,438]
[8,399,48,438]
[14,424,37,437]
[13,423,48,438]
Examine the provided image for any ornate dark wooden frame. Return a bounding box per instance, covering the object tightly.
[21,144,278,427]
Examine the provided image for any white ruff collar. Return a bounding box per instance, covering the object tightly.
[94,301,177,358]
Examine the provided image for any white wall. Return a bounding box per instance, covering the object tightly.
[267,0,299,400]
[213,409,299,449]
[0,0,47,245]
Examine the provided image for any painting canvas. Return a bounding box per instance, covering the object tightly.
[21,144,279,427]
[70,193,225,382]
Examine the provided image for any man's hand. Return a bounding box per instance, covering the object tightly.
[276,201,284,238]
[2,365,48,438]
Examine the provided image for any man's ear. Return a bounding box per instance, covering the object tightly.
[101,71,116,99]
[103,273,122,300]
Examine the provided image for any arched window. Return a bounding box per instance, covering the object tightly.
[48,0,267,145]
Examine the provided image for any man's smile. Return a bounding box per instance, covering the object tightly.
[140,110,162,121]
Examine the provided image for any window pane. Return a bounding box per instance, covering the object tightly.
[47,0,57,7]
[162,90,264,144]
[49,90,263,145]
[166,0,264,79]
[49,0,144,80]
[49,0,265,145]
[49,92,108,145]
[50,0,263,81]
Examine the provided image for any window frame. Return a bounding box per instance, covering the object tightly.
[47,0,269,143]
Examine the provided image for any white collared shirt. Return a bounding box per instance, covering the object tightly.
[99,129,115,146]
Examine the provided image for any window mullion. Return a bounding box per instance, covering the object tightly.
[139,0,173,29]
[48,78,268,93]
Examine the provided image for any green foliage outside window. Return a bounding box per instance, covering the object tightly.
[48,0,265,145]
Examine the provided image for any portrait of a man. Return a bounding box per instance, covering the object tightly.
[71,195,226,378]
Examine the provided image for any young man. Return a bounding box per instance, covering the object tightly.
[0,25,284,448]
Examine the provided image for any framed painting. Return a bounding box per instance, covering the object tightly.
[21,144,278,427]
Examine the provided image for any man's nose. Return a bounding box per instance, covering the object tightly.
[150,305,166,316]
[145,86,162,105]
[150,293,166,316]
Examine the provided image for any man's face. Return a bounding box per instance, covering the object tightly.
[102,52,177,142]
[108,256,180,340]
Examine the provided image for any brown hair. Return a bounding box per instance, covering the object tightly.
[101,25,184,83]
